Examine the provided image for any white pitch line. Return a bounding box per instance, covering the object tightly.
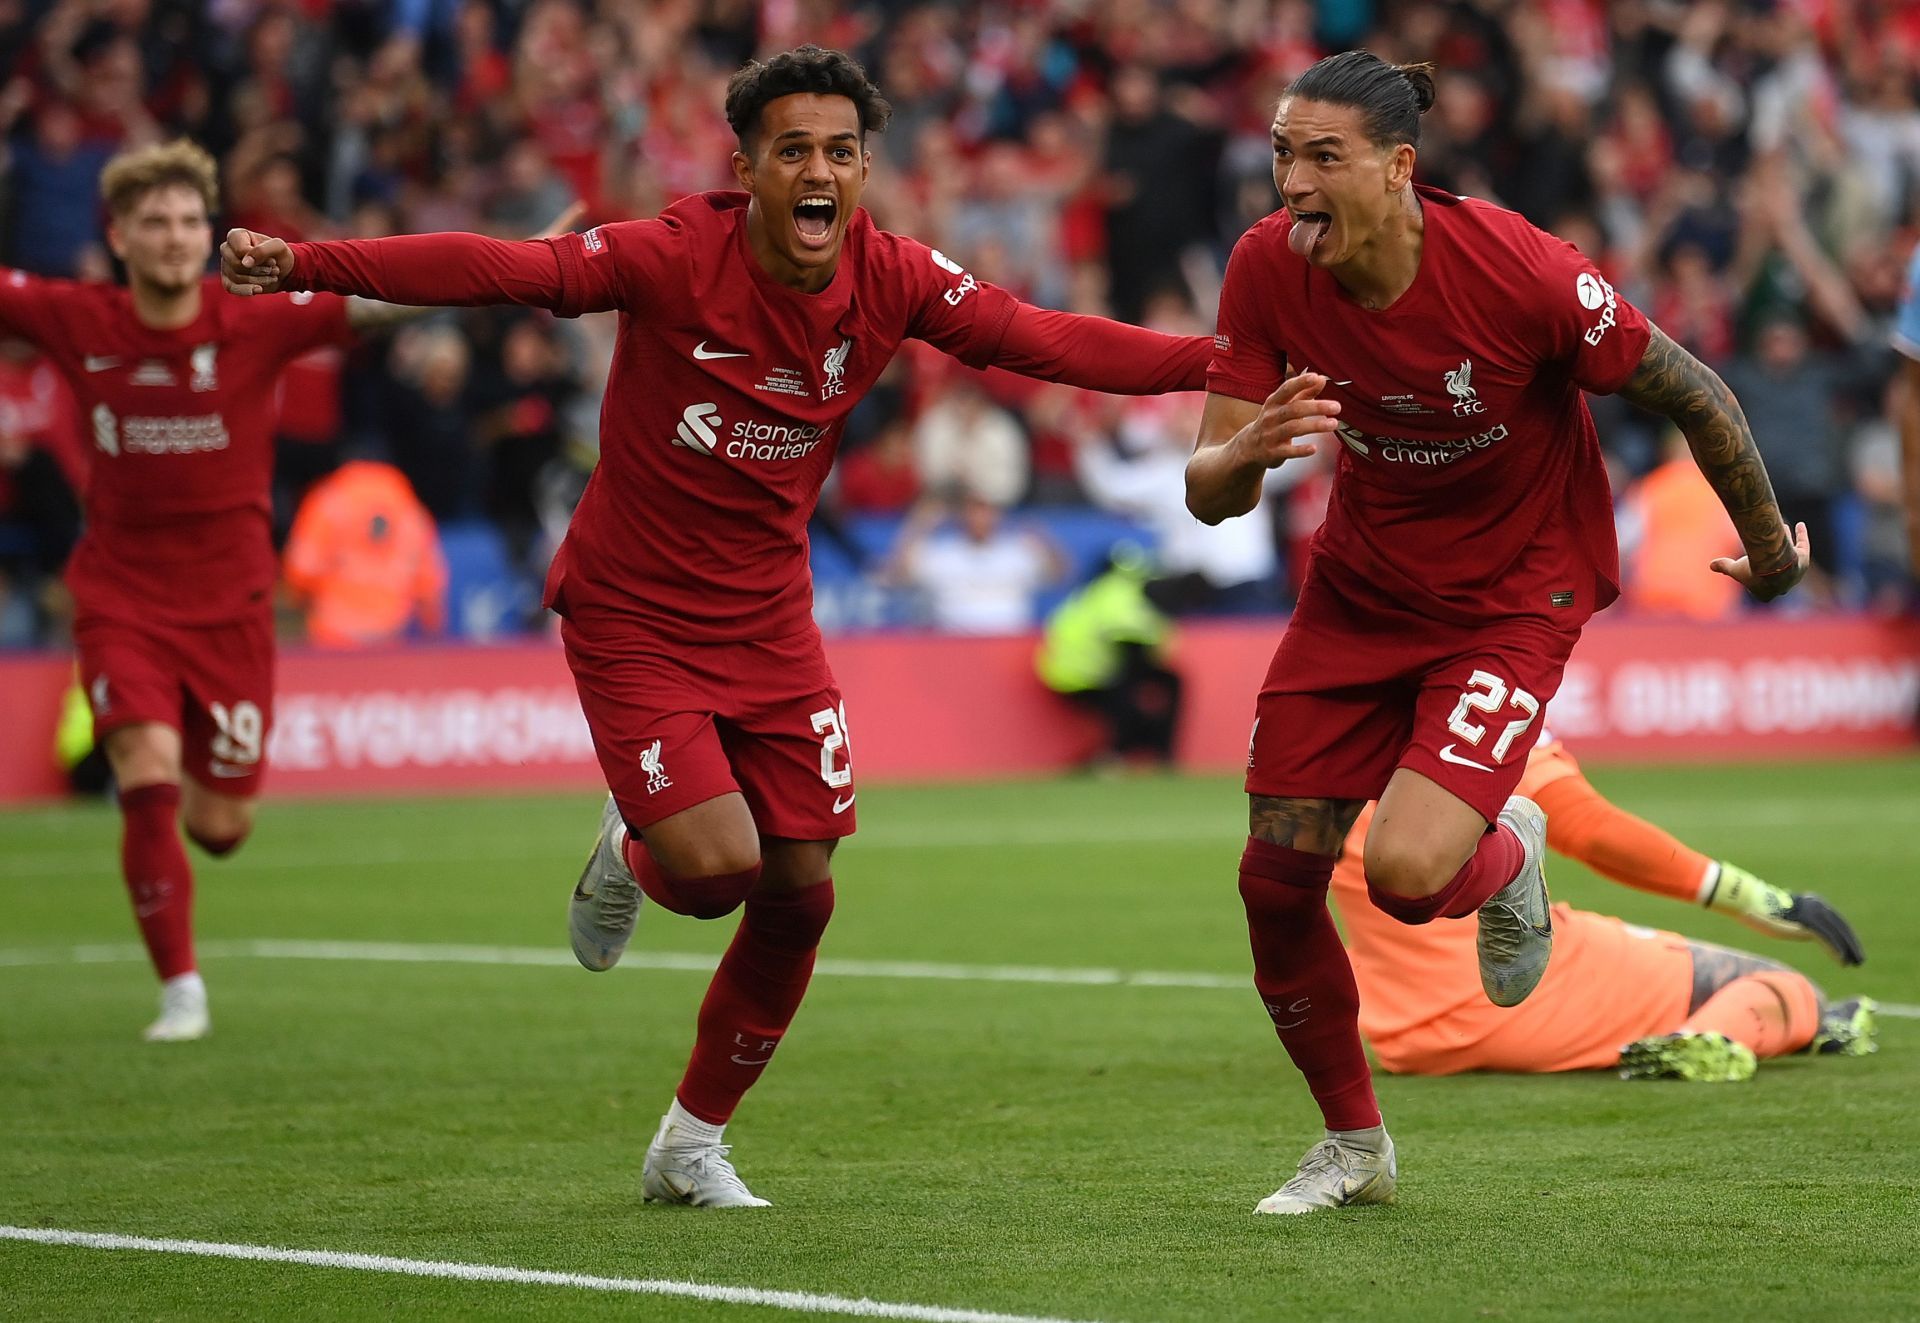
[1,940,1912,1014]
[0,1226,1107,1323]
[0,939,1249,990]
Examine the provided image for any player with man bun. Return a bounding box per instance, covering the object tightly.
[1188,50,1810,1213]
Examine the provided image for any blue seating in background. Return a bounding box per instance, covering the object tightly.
[439,521,542,641]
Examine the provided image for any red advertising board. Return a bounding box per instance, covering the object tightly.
[1,616,1915,803]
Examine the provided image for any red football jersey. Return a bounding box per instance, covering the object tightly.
[1207,186,1651,626]
[541,194,1032,641]
[0,272,352,625]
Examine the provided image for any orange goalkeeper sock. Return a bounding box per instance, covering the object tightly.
[1680,971,1820,1059]
[1532,773,1715,903]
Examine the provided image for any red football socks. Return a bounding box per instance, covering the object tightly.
[1366,821,1526,925]
[675,881,836,1125]
[119,783,196,980]
[623,836,760,920]
[1239,839,1381,1132]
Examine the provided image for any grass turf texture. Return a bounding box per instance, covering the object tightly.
[2,761,1916,1322]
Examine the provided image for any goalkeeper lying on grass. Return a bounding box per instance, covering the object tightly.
[1330,735,1875,1082]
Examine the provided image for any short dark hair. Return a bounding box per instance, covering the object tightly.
[724,45,891,148]
[1285,51,1436,149]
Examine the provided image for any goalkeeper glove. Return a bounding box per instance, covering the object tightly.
[1705,863,1864,966]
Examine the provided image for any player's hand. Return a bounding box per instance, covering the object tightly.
[527,201,587,241]
[222,228,295,295]
[1232,372,1341,470]
[1710,521,1810,602]
[1706,864,1864,966]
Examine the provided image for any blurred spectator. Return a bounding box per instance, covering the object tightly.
[911,378,1029,509]
[887,490,1065,634]
[282,459,448,648]
[7,103,115,275]
[1069,392,1282,613]
[1618,428,1743,621]
[836,417,921,516]
[1036,545,1183,769]
[0,338,83,643]
[1101,64,1217,323]
[476,314,577,576]
[382,323,477,521]
[1718,314,1850,598]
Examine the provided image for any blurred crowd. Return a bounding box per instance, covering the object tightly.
[4,0,1920,646]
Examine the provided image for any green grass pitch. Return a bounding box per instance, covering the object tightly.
[3,761,1917,1321]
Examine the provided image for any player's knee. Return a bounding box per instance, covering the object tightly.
[187,822,251,857]
[1363,836,1454,901]
[744,879,835,949]
[664,868,760,920]
[105,725,181,789]
[185,801,254,857]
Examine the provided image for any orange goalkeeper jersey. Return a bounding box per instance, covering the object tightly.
[1329,737,1693,1072]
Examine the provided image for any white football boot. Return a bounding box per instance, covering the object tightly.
[643,1112,772,1208]
[569,796,643,972]
[1256,1128,1397,1215]
[143,973,210,1043]
[1477,795,1554,1007]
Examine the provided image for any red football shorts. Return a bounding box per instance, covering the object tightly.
[561,618,857,841]
[75,610,277,797]
[1247,577,1581,822]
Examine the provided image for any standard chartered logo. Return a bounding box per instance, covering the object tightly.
[675,402,722,455]
[1337,419,1510,467]
[671,401,830,463]
[90,404,229,456]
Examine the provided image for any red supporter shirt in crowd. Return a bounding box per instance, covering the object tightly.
[0,348,85,491]
[0,272,353,626]
[1207,185,1651,628]
[288,191,1211,644]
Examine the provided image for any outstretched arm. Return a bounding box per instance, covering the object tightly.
[1613,325,1810,601]
[225,228,571,312]
[335,203,589,332]
[1184,374,1340,525]
[984,303,1214,395]
[1530,771,1864,965]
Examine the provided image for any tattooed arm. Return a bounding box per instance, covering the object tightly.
[1613,325,1811,602]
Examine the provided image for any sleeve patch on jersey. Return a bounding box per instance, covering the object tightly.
[582,228,607,257]
[1575,272,1618,345]
[1213,333,1232,355]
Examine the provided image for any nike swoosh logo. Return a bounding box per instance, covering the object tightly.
[84,356,120,372]
[832,794,855,814]
[1437,743,1496,772]
[208,762,254,779]
[729,1055,772,1066]
[692,341,748,360]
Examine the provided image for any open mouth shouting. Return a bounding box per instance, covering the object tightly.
[793,194,838,250]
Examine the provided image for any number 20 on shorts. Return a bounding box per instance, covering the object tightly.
[1445,670,1538,765]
